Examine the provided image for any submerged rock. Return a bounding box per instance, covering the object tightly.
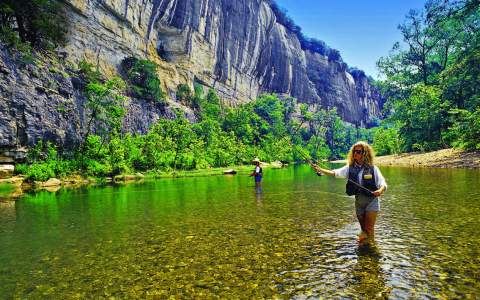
[39,178,62,187]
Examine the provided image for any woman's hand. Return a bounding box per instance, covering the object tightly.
[372,186,385,197]
[311,164,321,173]
[311,164,335,176]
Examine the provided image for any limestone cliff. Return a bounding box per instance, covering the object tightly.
[0,0,383,154]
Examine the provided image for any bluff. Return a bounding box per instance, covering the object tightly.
[0,0,383,156]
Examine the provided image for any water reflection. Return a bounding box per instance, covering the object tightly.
[351,242,390,299]
[1,166,479,298]
[255,186,263,203]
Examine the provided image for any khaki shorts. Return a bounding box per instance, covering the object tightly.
[355,193,380,215]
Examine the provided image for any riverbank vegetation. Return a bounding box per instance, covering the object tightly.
[373,0,479,155]
[2,0,478,184]
[14,61,371,181]
[0,1,373,183]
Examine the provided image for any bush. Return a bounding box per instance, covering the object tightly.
[83,159,111,177]
[24,163,55,181]
[14,163,28,175]
[0,25,21,47]
[328,49,341,62]
[19,141,75,181]
[444,108,480,150]
[373,126,402,155]
[176,83,192,104]
[121,56,164,102]
[301,38,328,56]
[78,60,102,84]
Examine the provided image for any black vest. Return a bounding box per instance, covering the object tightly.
[346,165,377,196]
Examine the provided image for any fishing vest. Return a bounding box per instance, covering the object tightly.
[255,166,263,175]
[346,165,377,196]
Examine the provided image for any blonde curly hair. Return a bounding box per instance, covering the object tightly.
[346,141,375,167]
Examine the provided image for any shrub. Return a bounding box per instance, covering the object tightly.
[78,60,102,84]
[444,108,480,150]
[24,163,55,181]
[121,56,164,102]
[176,83,192,104]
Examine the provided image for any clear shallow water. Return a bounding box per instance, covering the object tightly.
[0,165,479,298]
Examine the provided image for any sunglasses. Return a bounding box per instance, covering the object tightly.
[354,149,365,155]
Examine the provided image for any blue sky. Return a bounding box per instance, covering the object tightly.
[275,0,427,78]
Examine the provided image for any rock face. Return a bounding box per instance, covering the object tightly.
[0,0,384,155]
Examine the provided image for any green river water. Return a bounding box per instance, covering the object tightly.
[0,165,479,299]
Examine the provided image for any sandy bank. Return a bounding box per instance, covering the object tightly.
[332,148,480,169]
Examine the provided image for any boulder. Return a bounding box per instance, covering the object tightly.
[0,156,14,163]
[0,164,14,179]
[41,178,62,187]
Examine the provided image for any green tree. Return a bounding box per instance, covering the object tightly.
[373,125,403,155]
[121,57,165,102]
[146,115,198,170]
[199,88,222,119]
[389,84,448,151]
[0,0,67,50]
[377,0,479,152]
[83,77,126,143]
[444,108,480,150]
[253,94,287,138]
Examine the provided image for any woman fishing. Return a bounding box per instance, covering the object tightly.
[312,141,387,243]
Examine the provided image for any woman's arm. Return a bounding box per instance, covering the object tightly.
[311,164,336,176]
[372,166,387,196]
[372,185,386,197]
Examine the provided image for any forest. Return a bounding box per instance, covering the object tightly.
[0,0,478,181]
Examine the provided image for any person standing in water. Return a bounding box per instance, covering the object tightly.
[250,157,263,188]
[312,141,387,242]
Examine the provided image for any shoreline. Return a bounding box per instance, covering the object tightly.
[0,163,284,201]
[2,149,479,201]
[331,148,480,169]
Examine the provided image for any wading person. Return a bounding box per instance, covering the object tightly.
[312,141,387,243]
[250,157,263,188]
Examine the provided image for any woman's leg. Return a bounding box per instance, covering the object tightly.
[364,211,378,239]
[355,195,368,234]
[356,213,366,232]
[356,213,368,242]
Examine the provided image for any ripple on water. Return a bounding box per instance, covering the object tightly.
[1,166,480,298]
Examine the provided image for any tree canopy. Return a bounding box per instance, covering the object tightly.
[375,0,480,152]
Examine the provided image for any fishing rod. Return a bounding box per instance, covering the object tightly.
[305,148,374,195]
[346,178,374,196]
[255,116,375,196]
[249,120,319,177]
[274,118,326,173]
[282,119,374,195]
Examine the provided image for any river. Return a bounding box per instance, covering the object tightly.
[0,165,479,298]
